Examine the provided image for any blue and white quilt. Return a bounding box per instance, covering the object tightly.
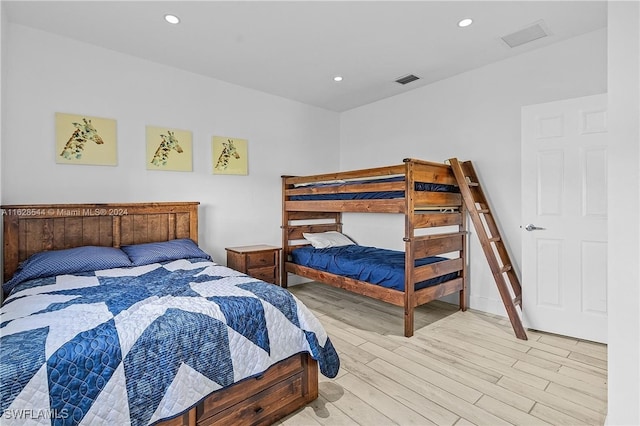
[0,258,339,425]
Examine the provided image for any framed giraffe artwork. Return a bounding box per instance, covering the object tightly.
[212,136,248,175]
[146,126,193,172]
[55,112,117,166]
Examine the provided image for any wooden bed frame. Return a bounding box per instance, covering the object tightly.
[282,158,468,337]
[1,202,318,426]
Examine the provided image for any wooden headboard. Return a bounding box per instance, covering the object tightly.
[2,202,199,282]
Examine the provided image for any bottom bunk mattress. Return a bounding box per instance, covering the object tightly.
[291,245,458,291]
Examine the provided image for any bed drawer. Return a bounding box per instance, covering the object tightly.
[197,354,303,422]
[197,372,304,426]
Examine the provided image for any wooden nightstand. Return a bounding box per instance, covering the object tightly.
[225,244,281,285]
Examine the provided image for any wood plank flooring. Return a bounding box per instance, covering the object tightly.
[277,282,607,426]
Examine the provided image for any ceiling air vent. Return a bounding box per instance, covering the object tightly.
[501,20,550,48]
[395,74,420,85]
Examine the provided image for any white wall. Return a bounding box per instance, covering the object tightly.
[607,2,640,424]
[339,28,607,315]
[1,24,340,262]
[0,4,4,195]
[0,3,6,303]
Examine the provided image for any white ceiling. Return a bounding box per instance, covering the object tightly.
[3,1,607,112]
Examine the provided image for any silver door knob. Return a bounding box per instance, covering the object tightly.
[525,224,546,231]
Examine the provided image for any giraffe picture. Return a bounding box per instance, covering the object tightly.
[55,113,117,165]
[212,136,248,175]
[146,126,192,171]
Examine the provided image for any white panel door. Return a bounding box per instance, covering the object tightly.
[521,94,608,343]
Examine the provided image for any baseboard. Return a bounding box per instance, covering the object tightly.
[469,295,508,317]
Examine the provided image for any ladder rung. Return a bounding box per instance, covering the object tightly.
[477,209,490,214]
[513,295,522,306]
[463,176,479,186]
[500,264,512,273]
[488,237,501,242]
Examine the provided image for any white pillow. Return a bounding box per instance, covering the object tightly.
[303,231,355,249]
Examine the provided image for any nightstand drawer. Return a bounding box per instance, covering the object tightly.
[246,251,276,268]
[249,266,277,283]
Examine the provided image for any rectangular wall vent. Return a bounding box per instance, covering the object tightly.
[395,74,420,85]
[502,20,550,48]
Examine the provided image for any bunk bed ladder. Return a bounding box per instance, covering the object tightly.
[448,158,528,340]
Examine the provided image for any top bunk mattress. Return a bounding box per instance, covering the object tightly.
[289,176,458,201]
[291,244,458,291]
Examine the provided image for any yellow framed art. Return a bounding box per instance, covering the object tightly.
[146,126,193,172]
[212,136,248,175]
[56,112,117,166]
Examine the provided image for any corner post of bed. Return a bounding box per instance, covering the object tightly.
[403,159,416,337]
[2,213,19,288]
[188,203,199,244]
[302,355,319,402]
[281,175,292,288]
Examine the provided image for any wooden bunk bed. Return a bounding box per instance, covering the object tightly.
[282,158,468,337]
[1,202,321,426]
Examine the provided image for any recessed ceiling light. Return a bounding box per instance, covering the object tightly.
[458,18,473,28]
[164,14,180,24]
[333,76,343,82]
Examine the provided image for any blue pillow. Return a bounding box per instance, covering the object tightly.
[121,239,211,266]
[3,246,133,294]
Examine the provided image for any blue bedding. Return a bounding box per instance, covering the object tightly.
[0,257,339,425]
[290,176,457,201]
[292,245,458,291]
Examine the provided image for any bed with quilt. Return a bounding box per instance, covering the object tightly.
[0,202,339,426]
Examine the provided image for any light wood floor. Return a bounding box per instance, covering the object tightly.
[277,282,608,426]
